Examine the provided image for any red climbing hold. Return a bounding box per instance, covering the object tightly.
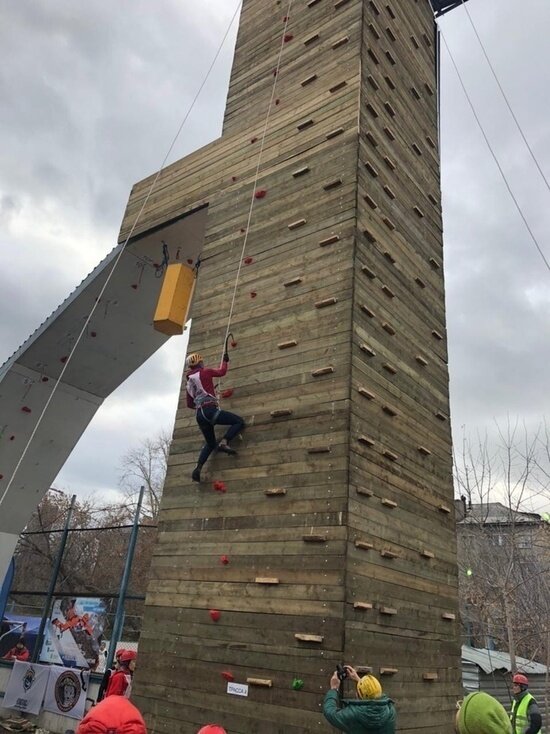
[60,356,68,363]
[41,377,49,382]
[9,436,15,441]
[220,555,230,565]
[221,389,234,399]
[254,189,267,199]
[221,671,234,682]
[0,475,3,480]
[284,33,294,43]
[213,480,227,493]
[230,341,237,348]
[90,331,97,338]
[21,406,31,414]
[240,228,246,234]
[232,176,237,182]
[250,291,257,299]
[283,15,289,21]
[250,136,258,144]
[272,69,278,77]
[209,609,221,622]
[275,98,281,106]
[153,262,160,269]
[244,257,253,265]
[131,284,138,290]
[187,258,193,265]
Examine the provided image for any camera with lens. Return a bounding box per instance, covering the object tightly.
[336,664,348,681]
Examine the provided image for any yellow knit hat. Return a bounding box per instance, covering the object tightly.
[357,674,382,699]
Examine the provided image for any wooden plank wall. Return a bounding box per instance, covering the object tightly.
[121,0,461,732]
[347,0,461,732]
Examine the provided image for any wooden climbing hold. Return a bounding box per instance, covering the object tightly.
[383,185,396,199]
[429,257,441,270]
[382,363,397,375]
[367,75,379,90]
[383,449,399,462]
[265,487,287,497]
[412,143,422,156]
[379,607,397,616]
[311,366,334,377]
[380,667,399,674]
[288,218,307,230]
[302,534,327,543]
[382,322,396,336]
[358,387,375,400]
[278,340,298,349]
[382,405,398,417]
[209,609,221,622]
[428,193,438,205]
[438,504,451,514]
[363,228,377,243]
[365,161,378,177]
[423,673,438,681]
[420,549,435,559]
[307,446,331,454]
[332,35,350,49]
[329,81,347,93]
[254,189,267,199]
[415,277,426,288]
[356,487,374,497]
[380,549,399,559]
[323,178,343,190]
[382,216,396,231]
[411,86,421,100]
[435,410,448,422]
[334,0,351,8]
[360,344,376,357]
[319,234,340,247]
[221,389,234,398]
[271,409,293,417]
[255,577,279,585]
[292,166,310,177]
[297,119,314,131]
[381,498,397,509]
[384,101,396,117]
[384,126,396,141]
[307,0,321,5]
[432,330,443,341]
[247,678,273,687]
[326,127,344,139]
[355,540,373,551]
[304,32,320,45]
[364,193,377,208]
[295,634,324,643]
[413,206,425,218]
[384,155,396,170]
[353,602,373,610]
[360,304,375,318]
[417,446,432,456]
[301,74,317,87]
[358,436,375,447]
[415,355,428,367]
[442,612,456,621]
[361,265,376,279]
[315,297,338,309]
[381,285,395,299]
[284,277,303,287]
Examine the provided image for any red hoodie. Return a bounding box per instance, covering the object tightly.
[186,361,228,409]
[76,696,146,733]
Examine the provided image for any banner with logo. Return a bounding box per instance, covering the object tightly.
[43,665,89,720]
[40,597,107,670]
[2,660,50,715]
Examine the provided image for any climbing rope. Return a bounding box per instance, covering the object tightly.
[0,0,243,509]
[220,0,294,362]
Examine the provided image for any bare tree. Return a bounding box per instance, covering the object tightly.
[454,420,550,670]
[118,429,171,519]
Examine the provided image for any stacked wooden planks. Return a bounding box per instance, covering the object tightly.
[120,0,461,731]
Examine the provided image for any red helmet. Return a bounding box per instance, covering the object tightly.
[119,649,137,663]
[513,673,529,686]
[197,727,227,734]
[115,648,126,660]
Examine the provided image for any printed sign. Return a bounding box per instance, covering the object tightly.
[40,597,107,670]
[2,660,50,715]
[227,681,249,697]
[43,665,89,719]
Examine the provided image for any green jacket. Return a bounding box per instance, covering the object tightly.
[323,690,396,734]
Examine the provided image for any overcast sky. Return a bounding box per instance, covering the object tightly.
[1,0,549,512]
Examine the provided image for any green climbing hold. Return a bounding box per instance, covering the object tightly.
[292,678,304,690]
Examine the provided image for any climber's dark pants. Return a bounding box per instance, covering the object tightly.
[196,406,244,466]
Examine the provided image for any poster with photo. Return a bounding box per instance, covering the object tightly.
[40,597,107,670]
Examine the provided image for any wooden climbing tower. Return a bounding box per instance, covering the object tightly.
[119,0,461,731]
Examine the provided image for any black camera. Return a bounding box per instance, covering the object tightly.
[336,664,348,681]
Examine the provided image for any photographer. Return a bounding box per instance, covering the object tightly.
[323,665,396,733]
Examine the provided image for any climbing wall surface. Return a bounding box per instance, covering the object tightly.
[119,1,460,732]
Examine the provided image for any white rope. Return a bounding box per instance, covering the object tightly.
[440,30,550,274]
[458,0,550,196]
[0,0,243,509]
[220,0,294,360]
